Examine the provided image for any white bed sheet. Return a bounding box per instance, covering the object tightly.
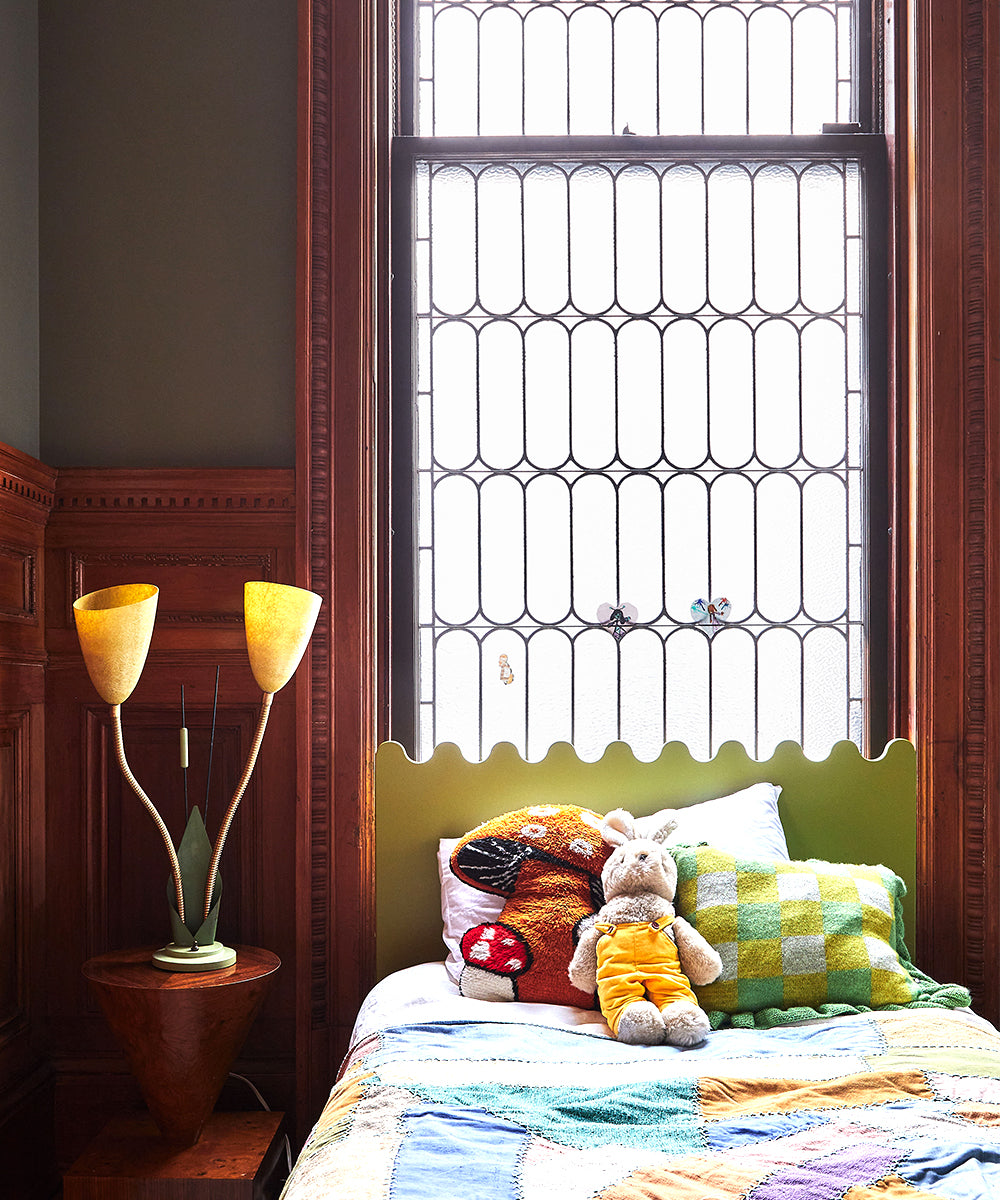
[350,960,613,1047]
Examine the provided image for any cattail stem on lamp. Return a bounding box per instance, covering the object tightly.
[73,581,321,972]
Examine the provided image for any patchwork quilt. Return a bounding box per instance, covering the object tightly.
[281,1007,1000,1199]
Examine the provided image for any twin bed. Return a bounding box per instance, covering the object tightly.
[280,739,1000,1199]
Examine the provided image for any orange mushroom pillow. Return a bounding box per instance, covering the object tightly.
[444,805,614,1007]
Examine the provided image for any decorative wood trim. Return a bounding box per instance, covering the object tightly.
[0,444,57,518]
[296,0,379,1135]
[910,0,1000,1020]
[54,469,294,512]
[0,544,37,622]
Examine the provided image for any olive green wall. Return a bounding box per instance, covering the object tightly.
[36,1,296,468]
[0,3,39,459]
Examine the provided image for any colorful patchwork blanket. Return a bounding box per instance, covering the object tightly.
[281,1007,1000,1199]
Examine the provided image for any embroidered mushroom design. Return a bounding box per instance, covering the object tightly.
[450,805,613,1006]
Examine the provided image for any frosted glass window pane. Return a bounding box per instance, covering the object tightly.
[703,7,748,135]
[524,167,569,314]
[620,629,666,758]
[617,320,663,469]
[617,167,662,314]
[573,629,619,760]
[755,627,804,759]
[478,320,524,469]
[524,321,570,467]
[480,475,526,624]
[477,167,524,315]
[570,321,616,467]
[613,7,658,135]
[658,8,703,136]
[568,8,613,135]
[526,475,572,622]
[708,320,754,467]
[481,630,526,755]
[433,477,481,623]
[662,167,708,314]
[801,319,847,467]
[569,166,615,313]
[802,627,848,756]
[435,630,482,756]
[710,473,755,620]
[707,167,753,313]
[571,474,617,619]
[802,472,847,621]
[665,630,710,760]
[432,321,478,469]
[710,628,757,753]
[756,473,802,623]
[800,164,847,313]
[618,473,665,618]
[753,166,800,314]
[748,9,793,134]
[526,630,573,759]
[663,474,709,620]
[431,7,478,135]
[479,8,524,135]
[524,8,569,136]
[431,167,477,313]
[792,8,838,134]
[663,320,708,467]
[754,319,801,468]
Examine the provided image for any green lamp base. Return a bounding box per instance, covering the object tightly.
[151,941,238,972]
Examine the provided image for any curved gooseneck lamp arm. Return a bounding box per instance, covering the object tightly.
[111,702,188,926]
[201,690,274,925]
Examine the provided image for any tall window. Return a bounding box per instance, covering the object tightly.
[392,0,886,764]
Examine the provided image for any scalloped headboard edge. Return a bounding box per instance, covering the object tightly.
[375,737,917,981]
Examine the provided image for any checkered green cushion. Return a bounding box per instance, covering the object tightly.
[672,846,920,1017]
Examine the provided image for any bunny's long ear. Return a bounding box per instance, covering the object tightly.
[602,808,636,847]
[636,808,680,844]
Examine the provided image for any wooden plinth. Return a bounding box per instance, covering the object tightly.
[63,1111,286,1200]
[82,945,280,1146]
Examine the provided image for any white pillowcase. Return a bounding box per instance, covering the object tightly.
[437,782,787,985]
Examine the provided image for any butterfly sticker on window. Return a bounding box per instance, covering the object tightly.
[597,602,638,642]
[691,597,731,628]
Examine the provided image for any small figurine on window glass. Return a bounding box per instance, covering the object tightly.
[498,654,515,686]
[690,597,731,627]
[597,602,638,643]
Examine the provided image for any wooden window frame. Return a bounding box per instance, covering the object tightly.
[294,0,1000,1124]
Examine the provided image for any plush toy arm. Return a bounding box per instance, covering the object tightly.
[568,922,602,994]
[673,916,723,987]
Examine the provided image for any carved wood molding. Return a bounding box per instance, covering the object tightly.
[0,444,56,521]
[54,468,295,512]
[911,0,1000,1020]
[297,0,379,1131]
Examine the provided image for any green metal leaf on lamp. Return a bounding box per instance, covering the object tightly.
[166,807,223,947]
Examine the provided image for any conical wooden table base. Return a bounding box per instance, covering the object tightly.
[83,945,280,1147]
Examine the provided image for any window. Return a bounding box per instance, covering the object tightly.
[391,0,887,763]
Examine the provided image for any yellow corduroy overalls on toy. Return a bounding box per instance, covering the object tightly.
[595,915,699,1037]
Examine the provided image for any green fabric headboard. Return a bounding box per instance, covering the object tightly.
[375,737,917,982]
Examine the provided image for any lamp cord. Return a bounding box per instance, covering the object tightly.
[111,704,186,925]
[201,691,274,924]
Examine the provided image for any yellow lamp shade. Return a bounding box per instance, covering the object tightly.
[73,584,159,705]
[244,582,321,694]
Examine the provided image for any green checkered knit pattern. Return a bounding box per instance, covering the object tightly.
[672,846,917,1016]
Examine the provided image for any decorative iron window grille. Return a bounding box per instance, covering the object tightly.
[392,0,886,764]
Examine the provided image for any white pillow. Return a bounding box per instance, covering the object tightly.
[437,782,787,984]
[649,782,788,861]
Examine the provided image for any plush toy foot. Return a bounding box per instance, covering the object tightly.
[660,1000,711,1046]
[616,1001,666,1045]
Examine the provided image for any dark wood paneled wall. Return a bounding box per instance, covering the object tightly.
[0,445,57,1200]
[41,467,299,1172]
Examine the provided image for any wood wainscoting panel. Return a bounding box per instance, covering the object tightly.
[0,443,57,1198]
[45,468,297,1171]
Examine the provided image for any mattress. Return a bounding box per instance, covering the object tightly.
[280,962,1000,1199]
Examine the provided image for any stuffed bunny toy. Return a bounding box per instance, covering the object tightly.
[568,808,722,1046]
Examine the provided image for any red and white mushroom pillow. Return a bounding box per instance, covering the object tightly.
[439,783,787,1008]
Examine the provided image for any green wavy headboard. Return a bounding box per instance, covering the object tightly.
[375,738,917,981]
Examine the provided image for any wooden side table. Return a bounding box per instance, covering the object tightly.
[77,944,279,1146]
[63,1111,287,1200]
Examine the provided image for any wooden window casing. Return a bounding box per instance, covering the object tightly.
[295,0,1000,1123]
